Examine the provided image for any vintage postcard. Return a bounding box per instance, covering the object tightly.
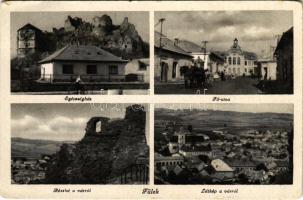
[0,1,302,200]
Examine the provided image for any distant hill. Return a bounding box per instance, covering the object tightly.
[11,137,72,158]
[155,109,293,131]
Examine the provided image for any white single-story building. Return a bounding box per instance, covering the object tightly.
[176,40,225,76]
[154,32,193,83]
[210,159,234,180]
[258,59,277,80]
[38,45,128,82]
[124,58,150,83]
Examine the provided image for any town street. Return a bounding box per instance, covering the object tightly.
[155,77,262,94]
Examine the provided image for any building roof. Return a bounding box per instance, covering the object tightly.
[211,159,233,172]
[39,45,128,64]
[243,51,258,60]
[155,154,184,161]
[257,58,275,63]
[213,51,229,58]
[274,26,293,54]
[170,135,206,144]
[138,58,150,66]
[209,52,225,63]
[180,145,211,152]
[17,23,42,33]
[214,50,257,61]
[175,40,205,53]
[225,158,258,167]
[154,31,192,58]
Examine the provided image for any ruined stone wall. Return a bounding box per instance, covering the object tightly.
[45,105,149,184]
[84,117,110,137]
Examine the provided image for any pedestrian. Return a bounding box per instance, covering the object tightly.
[75,75,83,94]
[220,71,226,81]
[184,67,190,88]
[201,67,206,87]
[196,67,203,88]
[264,72,267,80]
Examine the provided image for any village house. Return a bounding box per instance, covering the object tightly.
[223,38,258,77]
[174,39,205,68]
[210,159,234,181]
[256,58,277,80]
[225,159,257,174]
[124,58,149,83]
[179,146,213,157]
[176,39,225,76]
[154,32,193,82]
[154,153,185,168]
[38,45,128,82]
[274,27,293,84]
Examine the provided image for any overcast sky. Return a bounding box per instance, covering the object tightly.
[155,11,293,57]
[11,104,149,142]
[11,11,149,57]
[155,103,293,114]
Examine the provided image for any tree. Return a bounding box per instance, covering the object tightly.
[237,173,249,184]
[256,163,268,172]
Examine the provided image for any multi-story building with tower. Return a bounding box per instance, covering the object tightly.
[224,38,258,77]
[17,23,44,57]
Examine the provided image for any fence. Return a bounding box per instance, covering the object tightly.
[41,74,144,83]
[119,164,149,184]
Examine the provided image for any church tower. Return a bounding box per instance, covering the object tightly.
[233,38,238,48]
[178,133,186,149]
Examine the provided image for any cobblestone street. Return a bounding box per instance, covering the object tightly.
[155,77,262,94]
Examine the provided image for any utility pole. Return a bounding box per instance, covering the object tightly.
[158,18,165,82]
[261,49,265,59]
[270,46,276,60]
[201,41,208,67]
[158,18,166,54]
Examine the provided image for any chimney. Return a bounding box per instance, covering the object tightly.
[174,38,179,46]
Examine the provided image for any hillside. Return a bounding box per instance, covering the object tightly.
[11,137,68,158]
[43,15,149,60]
[155,109,293,131]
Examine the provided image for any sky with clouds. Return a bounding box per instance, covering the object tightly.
[11,11,149,57]
[155,11,293,57]
[11,104,149,142]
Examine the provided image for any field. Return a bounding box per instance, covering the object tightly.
[155,109,293,137]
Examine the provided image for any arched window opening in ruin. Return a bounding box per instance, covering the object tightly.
[96,121,102,133]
